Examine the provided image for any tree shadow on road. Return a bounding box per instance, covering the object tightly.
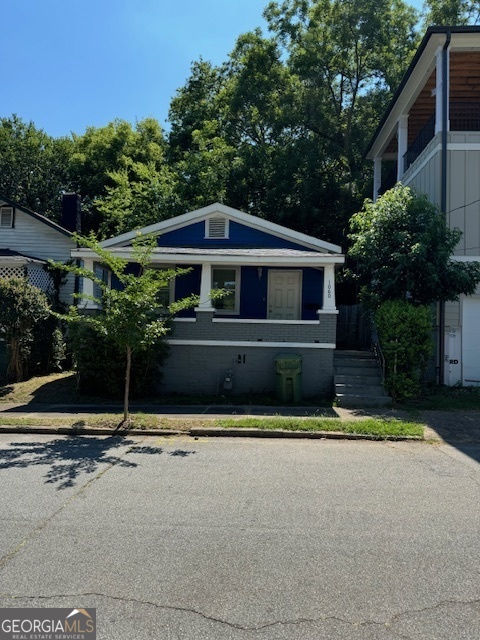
[0,436,172,490]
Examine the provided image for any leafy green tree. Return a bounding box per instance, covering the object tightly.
[0,115,73,220]
[264,0,420,181]
[0,277,50,382]
[348,185,480,307]
[69,118,177,235]
[168,59,236,210]
[422,0,480,26]
[52,236,198,423]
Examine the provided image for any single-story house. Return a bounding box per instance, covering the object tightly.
[72,203,345,398]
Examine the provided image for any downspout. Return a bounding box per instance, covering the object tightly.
[439,30,451,385]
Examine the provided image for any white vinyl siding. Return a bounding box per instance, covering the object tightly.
[0,201,75,304]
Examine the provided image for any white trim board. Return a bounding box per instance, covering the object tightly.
[167,339,336,349]
[212,319,319,325]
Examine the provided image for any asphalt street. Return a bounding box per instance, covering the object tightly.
[0,434,479,639]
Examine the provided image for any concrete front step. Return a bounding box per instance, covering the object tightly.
[334,374,383,385]
[334,366,381,377]
[334,350,391,408]
[334,358,378,369]
[335,393,393,408]
[335,383,387,395]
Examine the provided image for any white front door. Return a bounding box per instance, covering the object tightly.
[268,270,301,320]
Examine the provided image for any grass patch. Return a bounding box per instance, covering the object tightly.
[215,417,424,438]
[400,385,480,411]
[0,413,198,432]
[0,372,79,404]
[0,413,424,438]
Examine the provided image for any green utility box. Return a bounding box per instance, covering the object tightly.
[275,354,302,404]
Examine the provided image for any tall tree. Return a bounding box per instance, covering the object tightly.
[69,118,177,235]
[0,115,73,220]
[422,0,480,26]
[264,0,420,179]
[168,59,235,210]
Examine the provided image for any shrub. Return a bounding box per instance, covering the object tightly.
[30,316,67,376]
[0,277,51,382]
[69,323,169,399]
[375,300,434,400]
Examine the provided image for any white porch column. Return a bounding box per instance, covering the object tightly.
[397,115,409,181]
[81,258,97,309]
[322,265,336,311]
[435,45,450,135]
[196,262,214,311]
[373,156,382,202]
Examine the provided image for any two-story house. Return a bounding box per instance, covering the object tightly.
[366,26,480,386]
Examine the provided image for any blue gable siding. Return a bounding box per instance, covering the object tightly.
[174,264,201,317]
[157,220,315,251]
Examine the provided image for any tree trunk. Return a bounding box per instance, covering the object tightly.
[7,337,23,383]
[124,345,132,423]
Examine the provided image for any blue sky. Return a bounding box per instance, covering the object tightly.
[3,0,423,139]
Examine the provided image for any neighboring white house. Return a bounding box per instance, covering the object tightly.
[0,194,77,305]
[366,26,480,386]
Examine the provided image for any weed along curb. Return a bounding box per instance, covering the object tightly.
[0,423,424,441]
[188,427,423,441]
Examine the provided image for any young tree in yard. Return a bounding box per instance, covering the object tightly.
[52,235,199,424]
[347,185,480,309]
[0,278,50,382]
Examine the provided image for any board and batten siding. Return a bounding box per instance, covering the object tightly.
[447,132,480,256]
[403,134,442,209]
[0,203,76,304]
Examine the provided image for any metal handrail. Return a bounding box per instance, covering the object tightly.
[370,317,386,385]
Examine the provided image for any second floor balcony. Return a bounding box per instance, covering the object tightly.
[403,102,480,172]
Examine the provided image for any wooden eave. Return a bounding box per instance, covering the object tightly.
[367,27,480,160]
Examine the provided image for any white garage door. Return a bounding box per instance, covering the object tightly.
[462,296,480,385]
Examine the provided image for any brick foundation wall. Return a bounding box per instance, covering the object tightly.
[159,344,334,398]
[171,312,337,344]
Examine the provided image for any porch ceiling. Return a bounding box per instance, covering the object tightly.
[385,51,480,154]
[367,28,480,159]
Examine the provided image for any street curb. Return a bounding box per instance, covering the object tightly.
[0,424,424,441]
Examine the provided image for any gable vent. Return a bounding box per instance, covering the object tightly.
[206,217,228,239]
[0,207,14,228]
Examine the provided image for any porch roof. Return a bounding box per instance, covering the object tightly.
[72,246,345,266]
[0,249,46,265]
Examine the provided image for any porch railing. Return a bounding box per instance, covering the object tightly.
[402,102,480,175]
[403,114,435,173]
[450,101,480,131]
